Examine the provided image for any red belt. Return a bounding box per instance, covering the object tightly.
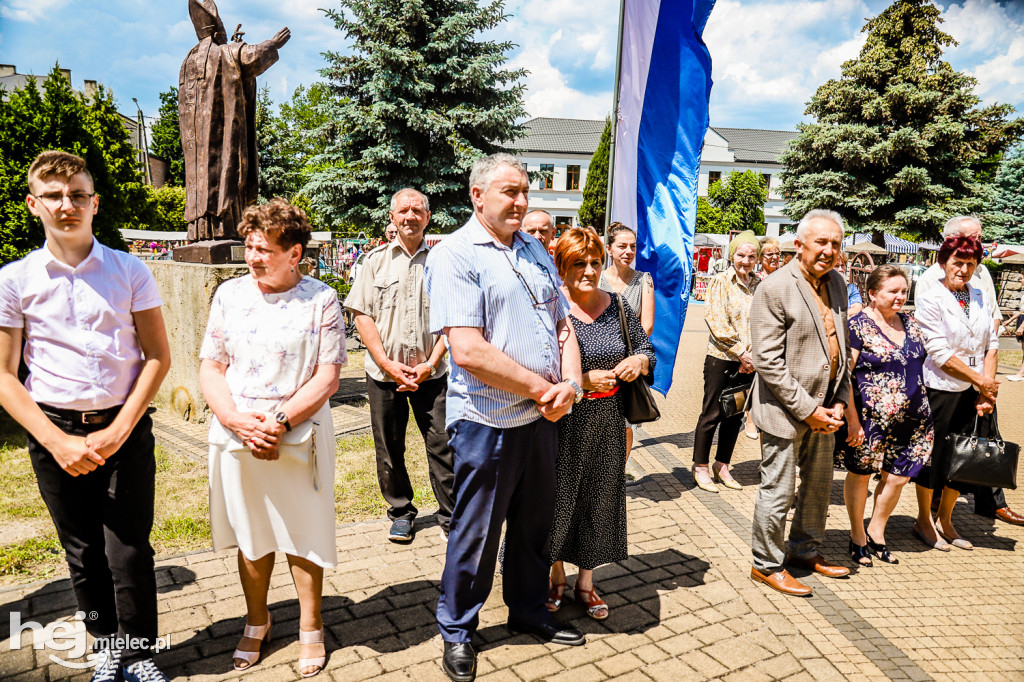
[583,385,620,400]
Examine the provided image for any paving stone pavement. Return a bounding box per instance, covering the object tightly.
[2,306,1023,681]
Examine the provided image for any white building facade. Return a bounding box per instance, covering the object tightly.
[517,118,798,237]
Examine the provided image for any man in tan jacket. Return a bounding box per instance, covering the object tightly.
[748,209,852,596]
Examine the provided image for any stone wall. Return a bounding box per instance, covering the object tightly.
[146,261,248,422]
[999,265,1024,310]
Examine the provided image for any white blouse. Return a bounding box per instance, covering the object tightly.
[915,282,999,392]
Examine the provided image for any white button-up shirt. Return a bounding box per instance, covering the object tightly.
[916,261,1001,321]
[0,239,163,410]
[915,282,999,392]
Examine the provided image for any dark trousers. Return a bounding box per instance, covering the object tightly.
[27,413,158,665]
[436,418,557,643]
[693,356,752,466]
[914,388,1006,513]
[367,375,456,531]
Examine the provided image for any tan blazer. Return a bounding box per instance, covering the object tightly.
[749,260,851,439]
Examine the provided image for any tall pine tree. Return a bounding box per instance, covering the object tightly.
[307,0,527,232]
[0,66,137,265]
[577,118,610,230]
[779,0,1023,240]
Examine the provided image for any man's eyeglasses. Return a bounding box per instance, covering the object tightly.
[502,250,560,309]
[31,192,95,209]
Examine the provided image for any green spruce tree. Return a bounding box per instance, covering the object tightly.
[0,66,136,266]
[307,0,527,233]
[149,87,185,186]
[779,0,1023,240]
[577,118,610,230]
[985,145,1024,242]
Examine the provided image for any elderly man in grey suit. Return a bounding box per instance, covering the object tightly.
[748,209,852,597]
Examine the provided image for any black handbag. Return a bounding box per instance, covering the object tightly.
[615,296,660,423]
[947,413,1019,490]
[719,370,753,420]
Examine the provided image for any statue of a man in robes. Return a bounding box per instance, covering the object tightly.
[179,0,290,241]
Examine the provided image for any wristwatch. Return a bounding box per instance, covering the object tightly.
[425,362,437,378]
[562,378,584,404]
[274,411,292,432]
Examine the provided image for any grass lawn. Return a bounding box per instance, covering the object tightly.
[0,416,436,586]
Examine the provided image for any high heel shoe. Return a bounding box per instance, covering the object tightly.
[865,532,899,564]
[298,627,326,678]
[692,466,719,493]
[712,465,742,490]
[849,540,872,566]
[233,614,272,670]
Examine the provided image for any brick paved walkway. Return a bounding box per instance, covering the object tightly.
[2,306,1023,681]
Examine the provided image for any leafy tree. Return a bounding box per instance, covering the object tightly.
[577,118,610,230]
[131,185,186,232]
[0,66,135,266]
[307,0,527,233]
[779,0,1023,241]
[149,87,185,186]
[696,196,724,234]
[707,170,767,235]
[255,87,301,202]
[985,146,1024,242]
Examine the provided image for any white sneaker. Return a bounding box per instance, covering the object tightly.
[90,648,120,682]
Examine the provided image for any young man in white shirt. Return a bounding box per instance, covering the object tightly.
[0,151,171,682]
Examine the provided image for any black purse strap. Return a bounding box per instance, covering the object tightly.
[971,406,1004,444]
[615,294,634,356]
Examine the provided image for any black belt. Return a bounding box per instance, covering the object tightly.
[39,404,122,426]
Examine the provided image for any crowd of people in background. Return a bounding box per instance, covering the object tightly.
[1,150,1022,682]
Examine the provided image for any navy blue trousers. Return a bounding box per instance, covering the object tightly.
[436,418,557,643]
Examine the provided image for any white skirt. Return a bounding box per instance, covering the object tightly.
[208,401,337,567]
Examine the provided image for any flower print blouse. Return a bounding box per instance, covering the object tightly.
[704,266,758,361]
[200,275,347,411]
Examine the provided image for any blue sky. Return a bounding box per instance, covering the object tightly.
[1,0,1022,132]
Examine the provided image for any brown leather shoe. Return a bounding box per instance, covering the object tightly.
[786,554,850,578]
[750,567,812,596]
[994,507,1024,526]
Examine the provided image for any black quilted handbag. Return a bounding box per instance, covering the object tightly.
[947,413,1019,490]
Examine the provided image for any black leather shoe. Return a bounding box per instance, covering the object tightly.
[507,618,585,646]
[441,641,476,682]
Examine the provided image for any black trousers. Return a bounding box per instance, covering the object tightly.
[367,374,456,531]
[27,412,158,665]
[914,387,1006,513]
[692,356,752,466]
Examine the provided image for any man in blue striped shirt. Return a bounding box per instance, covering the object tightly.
[426,154,584,682]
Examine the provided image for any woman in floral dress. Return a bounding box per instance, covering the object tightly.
[842,265,933,567]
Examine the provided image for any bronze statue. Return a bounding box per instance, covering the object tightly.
[179,0,290,241]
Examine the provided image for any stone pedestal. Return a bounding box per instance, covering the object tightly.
[146,261,249,422]
[172,239,245,264]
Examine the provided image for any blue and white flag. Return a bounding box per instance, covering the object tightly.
[610,0,714,395]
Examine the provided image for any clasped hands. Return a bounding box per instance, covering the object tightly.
[584,356,647,394]
[805,403,845,434]
[384,359,433,392]
[230,412,286,460]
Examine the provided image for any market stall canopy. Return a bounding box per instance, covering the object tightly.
[1000,253,1024,265]
[694,233,729,248]
[843,232,918,254]
[846,240,888,255]
[992,244,1024,259]
[120,229,189,241]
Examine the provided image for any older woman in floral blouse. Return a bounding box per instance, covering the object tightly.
[692,231,759,492]
[842,265,933,566]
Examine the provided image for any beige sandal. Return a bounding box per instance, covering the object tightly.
[298,628,326,677]
[233,614,272,671]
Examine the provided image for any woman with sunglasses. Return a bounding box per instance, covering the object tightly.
[546,228,655,620]
[756,237,781,280]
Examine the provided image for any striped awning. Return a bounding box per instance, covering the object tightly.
[842,233,919,254]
